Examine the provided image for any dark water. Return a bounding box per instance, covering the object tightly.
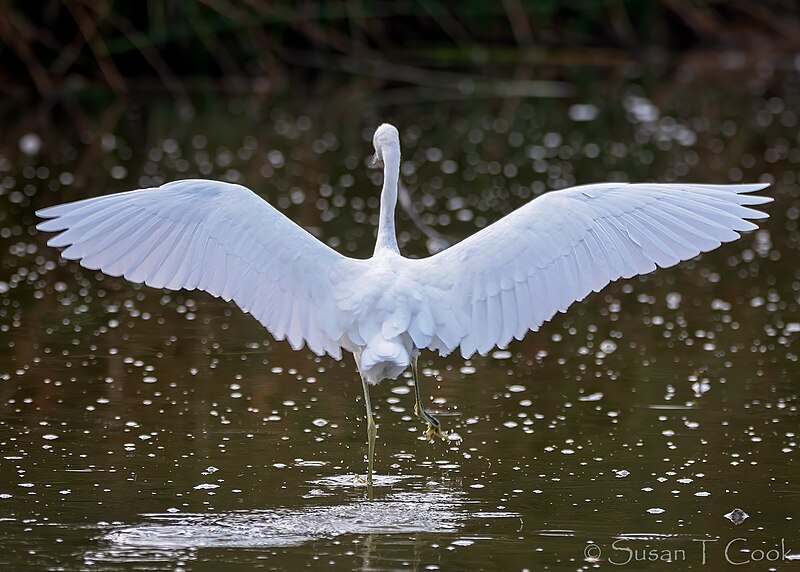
[1,64,799,570]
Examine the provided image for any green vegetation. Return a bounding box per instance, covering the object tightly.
[0,1,794,95]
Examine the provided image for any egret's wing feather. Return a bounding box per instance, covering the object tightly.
[37,179,360,358]
[414,183,771,358]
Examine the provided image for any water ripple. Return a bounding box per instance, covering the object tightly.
[103,490,465,552]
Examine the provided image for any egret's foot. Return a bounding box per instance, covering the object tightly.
[423,421,446,441]
[415,404,446,442]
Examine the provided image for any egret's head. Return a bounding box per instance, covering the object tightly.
[371,123,400,168]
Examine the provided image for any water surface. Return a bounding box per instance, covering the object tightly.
[1,65,798,570]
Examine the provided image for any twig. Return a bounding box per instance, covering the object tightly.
[661,0,730,41]
[64,0,128,93]
[501,0,534,46]
[607,0,637,46]
[193,0,245,77]
[0,6,53,94]
[419,0,482,63]
[84,1,188,103]
[278,50,574,98]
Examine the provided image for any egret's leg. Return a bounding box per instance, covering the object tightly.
[360,370,377,486]
[412,352,445,441]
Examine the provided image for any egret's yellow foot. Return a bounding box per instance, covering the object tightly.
[423,421,446,441]
[415,403,445,441]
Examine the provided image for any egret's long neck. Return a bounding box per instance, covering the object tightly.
[374,148,400,254]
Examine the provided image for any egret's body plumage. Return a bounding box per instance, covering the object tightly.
[37,123,771,484]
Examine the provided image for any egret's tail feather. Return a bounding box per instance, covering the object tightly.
[359,334,411,384]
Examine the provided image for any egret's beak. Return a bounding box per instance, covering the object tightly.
[370,153,383,168]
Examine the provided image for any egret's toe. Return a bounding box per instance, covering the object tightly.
[423,422,446,441]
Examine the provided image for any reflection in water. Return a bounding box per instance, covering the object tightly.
[108,491,463,548]
[91,487,474,566]
[309,473,419,489]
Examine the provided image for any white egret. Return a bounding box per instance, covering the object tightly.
[37,123,771,484]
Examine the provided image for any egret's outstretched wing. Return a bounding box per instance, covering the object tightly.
[36,179,360,357]
[415,183,772,358]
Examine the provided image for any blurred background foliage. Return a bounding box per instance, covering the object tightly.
[1,0,797,98]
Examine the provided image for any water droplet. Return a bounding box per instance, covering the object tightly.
[599,340,617,354]
[666,292,682,310]
[193,483,219,490]
[724,508,749,524]
[19,133,42,156]
[568,104,599,122]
